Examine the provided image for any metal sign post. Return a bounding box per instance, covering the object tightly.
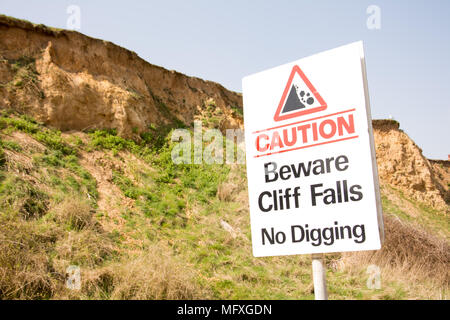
[311,254,328,300]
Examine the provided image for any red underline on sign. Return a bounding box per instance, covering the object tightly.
[252,108,356,134]
[253,135,359,158]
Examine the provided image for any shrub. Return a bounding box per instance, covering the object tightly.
[0,140,22,151]
[89,129,141,155]
[0,174,49,219]
[52,197,94,231]
[1,115,75,155]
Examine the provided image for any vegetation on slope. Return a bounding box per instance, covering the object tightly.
[0,110,448,300]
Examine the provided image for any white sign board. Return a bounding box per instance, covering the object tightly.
[242,41,384,257]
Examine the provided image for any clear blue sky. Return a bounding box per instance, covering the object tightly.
[1,0,449,159]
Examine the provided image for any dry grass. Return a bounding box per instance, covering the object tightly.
[73,244,207,300]
[0,209,198,300]
[217,164,248,205]
[339,214,450,297]
[0,197,114,299]
[0,217,59,299]
[54,230,115,269]
[217,182,239,202]
[52,197,96,231]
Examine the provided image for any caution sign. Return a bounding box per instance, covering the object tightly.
[242,41,384,257]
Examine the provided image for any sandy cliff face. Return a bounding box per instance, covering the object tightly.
[0,15,243,138]
[373,120,448,210]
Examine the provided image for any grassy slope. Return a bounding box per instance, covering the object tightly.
[0,111,448,300]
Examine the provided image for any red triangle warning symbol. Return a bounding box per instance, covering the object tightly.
[274,65,327,122]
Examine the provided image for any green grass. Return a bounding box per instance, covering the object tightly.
[0,139,22,151]
[0,172,48,219]
[381,194,412,222]
[382,186,450,238]
[33,151,98,200]
[108,131,229,225]
[0,113,75,155]
[0,113,98,202]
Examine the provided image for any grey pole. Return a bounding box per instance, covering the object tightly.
[311,253,328,300]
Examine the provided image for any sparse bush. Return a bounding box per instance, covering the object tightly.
[0,174,49,219]
[34,130,74,155]
[205,98,216,111]
[89,129,141,155]
[2,115,39,134]
[6,56,41,96]
[217,182,239,202]
[0,139,22,151]
[1,114,75,155]
[112,170,149,200]
[52,197,94,231]
[230,105,243,118]
[140,126,173,151]
[33,150,98,200]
